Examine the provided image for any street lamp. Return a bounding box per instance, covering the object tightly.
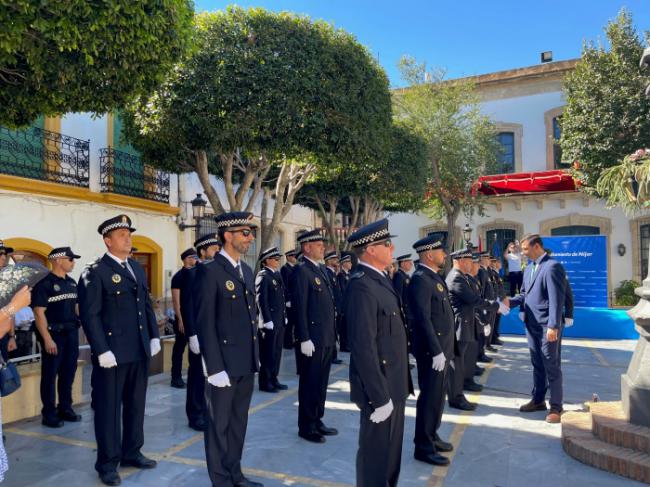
[179,193,208,231]
[462,223,473,248]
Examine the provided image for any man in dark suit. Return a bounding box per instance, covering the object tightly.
[78,215,160,486]
[281,249,298,350]
[344,219,413,487]
[408,236,455,466]
[292,229,338,443]
[509,233,567,424]
[392,254,413,322]
[256,246,287,393]
[193,212,262,487]
[446,249,498,411]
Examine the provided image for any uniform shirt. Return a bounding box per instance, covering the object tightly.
[171,267,194,324]
[31,272,79,328]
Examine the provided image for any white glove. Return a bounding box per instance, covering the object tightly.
[484,324,491,336]
[301,340,315,357]
[263,321,274,330]
[285,317,288,324]
[455,326,461,341]
[565,318,574,327]
[369,398,394,423]
[189,335,200,354]
[98,350,117,368]
[208,370,231,387]
[498,302,510,315]
[432,352,446,371]
[150,338,161,357]
[286,300,291,308]
[518,312,525,322]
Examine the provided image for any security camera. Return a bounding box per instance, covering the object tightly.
[641,47,650,69]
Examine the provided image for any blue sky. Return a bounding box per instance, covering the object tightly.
[194,0,650,87]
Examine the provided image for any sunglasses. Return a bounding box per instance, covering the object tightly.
[370,239,392,248]
[228,229,255,237]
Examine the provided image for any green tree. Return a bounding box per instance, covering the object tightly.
[0,0,194,127]
[394,57,500,247]
[123,7,392,253]
[561,9,650,194]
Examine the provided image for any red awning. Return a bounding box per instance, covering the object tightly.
[473,170,576,196]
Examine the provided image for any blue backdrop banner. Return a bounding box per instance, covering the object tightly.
[542,235,608,308]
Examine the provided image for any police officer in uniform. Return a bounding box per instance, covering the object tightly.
[337,253,352,352]
[170,248,198,389]
[344,219,412,487]
[184,235,221,432]
[392,253,413,320]
[408,236,455,466]
[281,249,298,350]
[324,251,343,364]
[78,215,160,486]
[256,247,288,393]
[193,212,262,487]
[489,256,506,346]
[464,253,492,390]
[32,247,82,428]
[293,229,338,443]
[477,252,497,359]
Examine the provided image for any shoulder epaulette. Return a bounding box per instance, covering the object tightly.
[413,270,423,277]
[350,270,364,279]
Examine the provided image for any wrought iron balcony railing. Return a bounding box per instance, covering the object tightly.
[99,148,170,203]
[0,125,90,187]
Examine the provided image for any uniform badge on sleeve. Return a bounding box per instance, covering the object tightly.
[53,284,60,291]
[314,277,321,286]
[225,280,235,291]
[112,274,121,284]
[437,283,444,292]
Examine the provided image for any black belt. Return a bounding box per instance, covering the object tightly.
[47,321,78,333]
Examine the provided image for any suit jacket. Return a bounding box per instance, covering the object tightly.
[256,266,286,328]
[408,265,455,359]
[193,253,259,377]
[392,269,411,322]
[292,259,336,348]
[564,278,574,320]
[78,254,159,364]
[510,254,567,329]
[344,266,413,409]
[446,268,498,343]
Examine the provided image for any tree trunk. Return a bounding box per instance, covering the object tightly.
[195,150,225,215]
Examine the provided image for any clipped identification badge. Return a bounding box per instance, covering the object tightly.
[314,277,321,286]
[112,274,121,284]
[437,283,444,292]
[225,280,235,291]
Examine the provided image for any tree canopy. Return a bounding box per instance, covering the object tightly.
[0,0,194,127]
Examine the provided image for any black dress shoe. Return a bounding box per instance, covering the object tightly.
[189,418,208,431]
[170,378,186,389]
[317,424,338,436]
[332,358,343,364]
[121,455,157,469]
[434,438,453,452]
[519,400,548,413]
[473,367,485,376]
[42,416,64,428]
[299,431,326,443]
[477,354,493,363]
[449,399,477,411]
[463,381,483,392]
[99,471,121,486]
[259,385,278,393]
[58,410,82,422]
[486,345,498,353]
[235,478,264,487]
[414,451,450,466]
[272,382,288,390]
[409,363,415,370]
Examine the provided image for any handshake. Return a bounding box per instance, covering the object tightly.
[497,297,510,315]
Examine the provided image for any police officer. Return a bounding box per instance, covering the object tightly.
[193,212,262,487]
[489,256,506,346]
[184,235,221,432]
[392,254,413,320]
[477,252,497,359]
[293,229,338,443]
[32,247,82,428]
[464,253,492,390]
[281,249,298,350]
[170,248,198,389]
[408,236,455,466]
[78,215,160,486]
[344,219,412,487]
[446,249,496,411]
[324,250,343,365]
[256,246,288,393]
[337,253,352,352]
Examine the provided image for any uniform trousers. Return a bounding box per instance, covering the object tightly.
[171,325,187,382]
[186,349,206,424]
[414,356,449,454]
[464,341,479,382]
[92,358,148,474]
[204,373,254,486]
[40,328,79,419]
[258,326,285,388]
[297,345,334,434]
[357,399,406,487]
[448,341,471,404]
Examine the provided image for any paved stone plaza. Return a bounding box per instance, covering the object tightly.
[2,336,644,486]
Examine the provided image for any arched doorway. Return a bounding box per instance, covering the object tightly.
[130,235,163,298]
[3,237,52,267]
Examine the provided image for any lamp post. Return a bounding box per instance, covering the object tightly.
[179,193,207,232]
[462,223,473,249]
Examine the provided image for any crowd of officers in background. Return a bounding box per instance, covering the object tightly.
[21,211,532,487]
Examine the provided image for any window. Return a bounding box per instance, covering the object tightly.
[496,132,515,173]
[641,224,650,280]
[486,229,516,265]
[550,225,599,236]
[552,116,571,169]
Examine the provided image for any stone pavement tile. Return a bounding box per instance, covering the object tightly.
[121,460,212,487]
